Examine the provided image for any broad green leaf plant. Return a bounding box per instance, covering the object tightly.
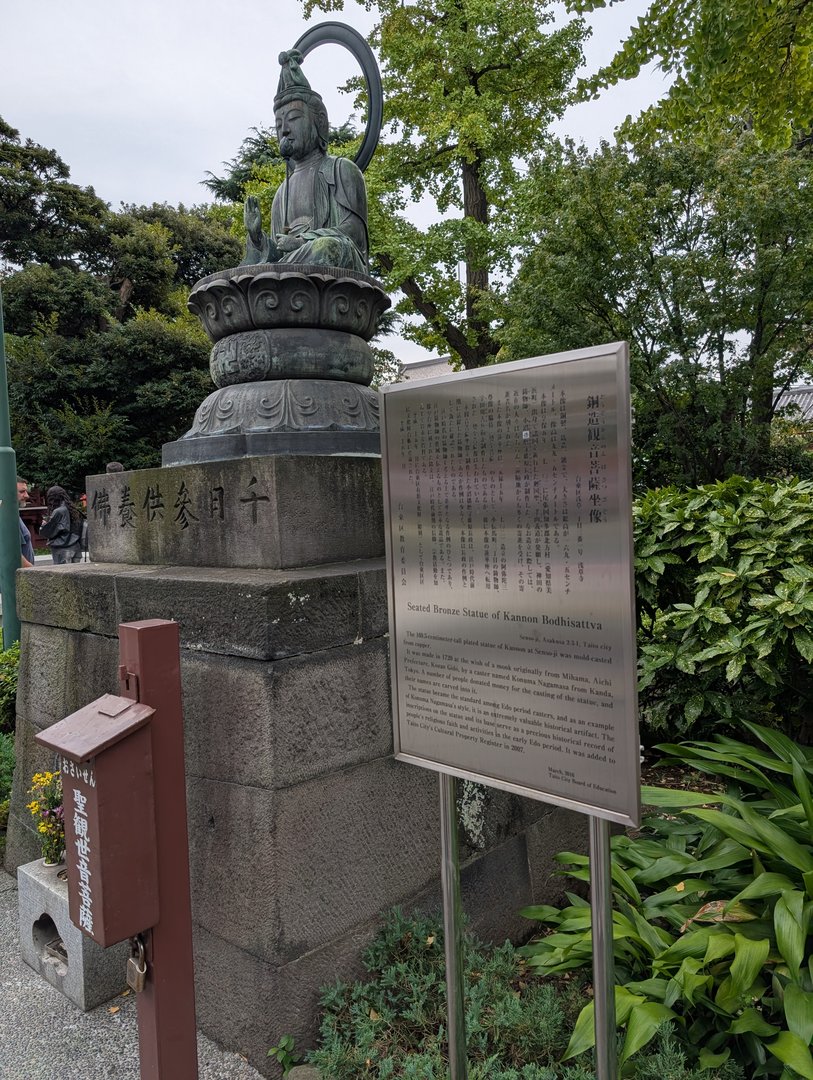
[521,722,813,1075]
[634,477,813,741]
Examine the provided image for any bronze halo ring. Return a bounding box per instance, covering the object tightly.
[293,21,384,173]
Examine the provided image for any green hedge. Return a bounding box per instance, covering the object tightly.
[634,477,813,742]
[0,638,19,736]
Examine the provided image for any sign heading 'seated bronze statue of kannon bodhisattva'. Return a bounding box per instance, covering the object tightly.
[164,24,391,467]
[242,49,368,272]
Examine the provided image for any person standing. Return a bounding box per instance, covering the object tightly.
[17,477,34,568]
[40,486,83,564]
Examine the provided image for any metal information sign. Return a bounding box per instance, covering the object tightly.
[381,342,640,827]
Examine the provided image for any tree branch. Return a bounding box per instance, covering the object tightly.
[376,250,494,368]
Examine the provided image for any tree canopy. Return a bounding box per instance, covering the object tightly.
[0,117,109,271]
[7,312,211,492]
[259,0,586,369]
[0,117,241,494]
[502,134,813,487]
[568,0,813,148]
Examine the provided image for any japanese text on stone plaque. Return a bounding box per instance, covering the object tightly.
[90,475,272,531]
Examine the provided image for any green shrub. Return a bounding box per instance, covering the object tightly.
[308,908,586,1078]
[520,722,813,1076]
[0,731,14,803]
[0,639,20,736]
[307,909,741,1080]
[0,729,13,861]
[634,476,813,741]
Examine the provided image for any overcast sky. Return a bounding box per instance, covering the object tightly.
[0,0,666,361]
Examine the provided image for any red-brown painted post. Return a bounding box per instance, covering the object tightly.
[118,619,198,1079]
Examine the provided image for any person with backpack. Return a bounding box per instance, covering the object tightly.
[40,486,83,564]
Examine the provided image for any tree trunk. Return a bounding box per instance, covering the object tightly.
[749,347,774,475]
[461,155,499,368]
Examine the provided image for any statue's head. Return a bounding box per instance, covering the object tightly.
[274,98,329,159]
[275,51,329,159]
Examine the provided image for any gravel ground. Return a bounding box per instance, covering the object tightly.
[0,868,265,1080]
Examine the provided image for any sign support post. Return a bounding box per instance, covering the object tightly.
[590,815,617,1080]
[439,774,468,1080]
[119,619,198,1080]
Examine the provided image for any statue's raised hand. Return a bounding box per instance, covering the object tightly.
[244,196,264,245]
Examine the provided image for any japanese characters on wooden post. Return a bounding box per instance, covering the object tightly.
[381,343,640,827]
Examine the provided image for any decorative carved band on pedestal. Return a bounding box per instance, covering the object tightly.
[178,264,392,463]
[162,379,381,464]
[187,379,380,437]
[188,264,391,345]
[210,328,375,388]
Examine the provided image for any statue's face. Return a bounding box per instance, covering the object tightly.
[275,101,319,161]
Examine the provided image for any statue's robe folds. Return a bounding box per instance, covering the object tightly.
[245,155,369,272]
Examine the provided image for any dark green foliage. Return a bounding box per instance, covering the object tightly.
[0,727,13,861]
[1,264,113,337]
[634,476,813,741]
[7,312,210,492]
[521,724,813,1076]
[202,122,359,204]
[503,135,813,488]
[120,203,243,287]
[0,116,109,270]
[105,215,178,317]
[0,120,240,491]
[202,126,285,203]
[0,640,20,736]
[630,1026,741,1080]
[308,908,586,1078]
[306,909,737,1079]
[0,732,14,803]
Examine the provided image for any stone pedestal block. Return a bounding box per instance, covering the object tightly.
[17,859,129,1010]
[85,455,384,570]
[5,452,590,1077]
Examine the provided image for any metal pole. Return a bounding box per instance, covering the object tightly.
[119,619,198,1079]
[0,286,20,645]
[439,773,468,1080]
[590,815,617,1080]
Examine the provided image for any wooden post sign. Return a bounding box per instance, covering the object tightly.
[35,694,159,948]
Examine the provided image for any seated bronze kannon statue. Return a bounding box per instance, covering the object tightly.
[169,28,389,466]
[241,49,369,273]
